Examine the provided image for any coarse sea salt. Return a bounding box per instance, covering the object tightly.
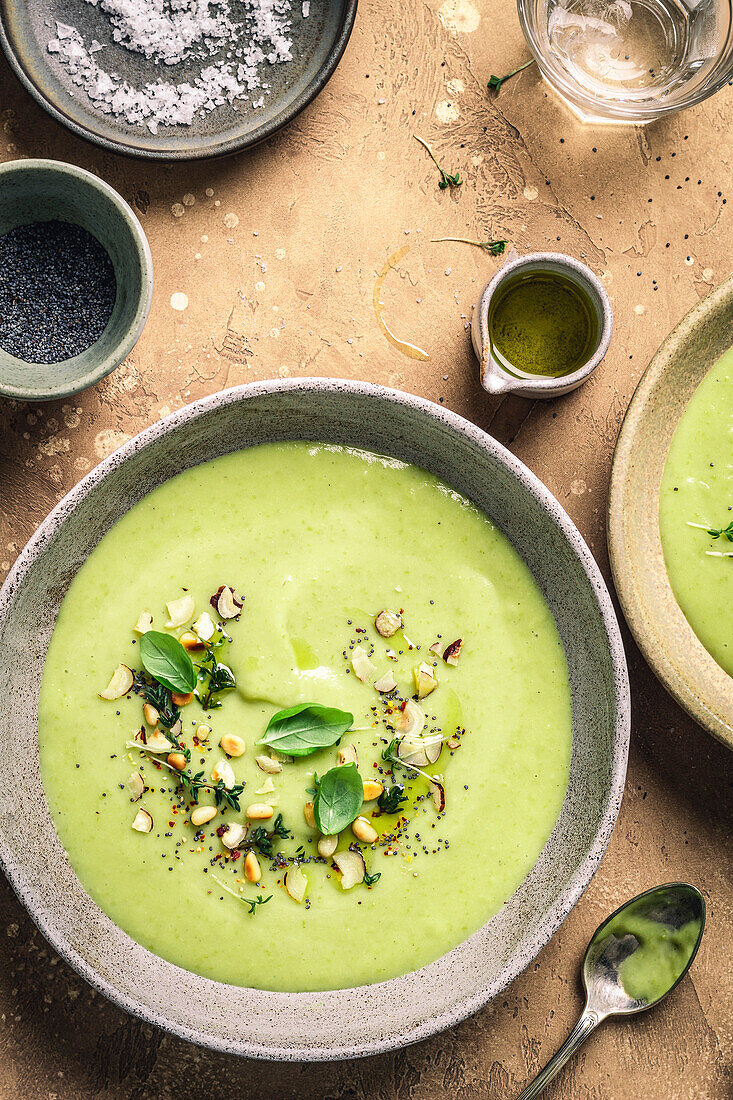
[47,0,295,131]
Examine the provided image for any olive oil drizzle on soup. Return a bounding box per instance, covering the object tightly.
[39,443,572,992]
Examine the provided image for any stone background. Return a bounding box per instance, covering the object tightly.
[0,0,731,1094]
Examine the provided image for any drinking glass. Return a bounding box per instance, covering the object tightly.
[518,0,733,121]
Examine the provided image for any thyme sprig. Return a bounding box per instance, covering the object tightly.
[132,672,181,730]
[250,813,292,858]
[431,236,507,255]
[195,646,236,710]
[414,134,462,190]
[487,59,535,91]
[377,782,408,814]
[129,748,245,811]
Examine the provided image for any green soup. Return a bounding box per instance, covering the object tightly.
[659,349,733,676]
[39,443,572,992]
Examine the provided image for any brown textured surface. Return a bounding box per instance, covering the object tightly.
[0,0,731,1093]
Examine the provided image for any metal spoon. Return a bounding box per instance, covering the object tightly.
[517,883,706,1099]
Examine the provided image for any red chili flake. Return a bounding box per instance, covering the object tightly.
[399,700,407,712]
[216,825,227,837]
[169,821,175,828]
[231,849,241,861]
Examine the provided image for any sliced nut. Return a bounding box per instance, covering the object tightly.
[126,729,173,754]
[192,611,216,641]
[255,777,275,795]
[375,609,402,637]
[190,805,217,827]
[142,702,159,727]
[395,699,425,738]
[221,822,247,850]
[167,752,188,772]
[446,735,461,750]
[317,834,338,858]
[214,585,243,619]
[133,611,153,635]
[333,848,365,888]
[352,816,378,844]
[180,630,205,652]
[244,850,262,883]
[351,644,377,683]
[386,648,398,661]
[211,760,235,790]
[219,733,246,757]
[362,780,384,802]
[303,801,316,828]
[337,744,358,767]
[99,663,133,701]
[430,778,446,813]
[195,723,212,743]
[397,731,442,767]
[170,718,183,737]
[131,808,153,833]
[413,661,438,699]
[246,803,274,820]
[284,865,307,903]
[373,671,398,693]
[443,638,463,666]
[171,691,193,706]
[429,640,442,655]
[127,772,144,802]
[255,754,282,774]
[165,594,195,629]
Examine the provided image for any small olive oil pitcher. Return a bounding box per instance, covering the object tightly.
[472,252,613,398]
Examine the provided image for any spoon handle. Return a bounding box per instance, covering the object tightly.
[516,1009,602,1099]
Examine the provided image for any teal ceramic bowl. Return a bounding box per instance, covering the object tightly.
[0,159,153,402]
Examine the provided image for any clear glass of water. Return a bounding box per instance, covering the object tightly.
[518,0,733,121]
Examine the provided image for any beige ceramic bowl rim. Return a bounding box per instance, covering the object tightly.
[0,158,154,403]
[0,379,630,1059]
[608,277,733,749]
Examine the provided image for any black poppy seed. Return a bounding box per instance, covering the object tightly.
[0,220,116,363]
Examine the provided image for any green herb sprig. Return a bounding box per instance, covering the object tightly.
[414,134,462,191]
[364,871,381,887]
[487,59,535,91]
[377,782,408,814]
[196,647,236,710]
[250,814,292,858]
[244,893,273,916]
[133,672,181,730]
[431,237,507,255]
[687,519,733,542]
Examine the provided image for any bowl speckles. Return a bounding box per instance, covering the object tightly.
[609,277,733,750]
[0,380,630,1059]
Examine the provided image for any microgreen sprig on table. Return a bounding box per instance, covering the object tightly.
[487,59,535,91]
[431,237,508,255]
[414,134,462,191]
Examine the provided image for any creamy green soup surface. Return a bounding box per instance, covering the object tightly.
[659,348,733,677]
[39,442,572,992]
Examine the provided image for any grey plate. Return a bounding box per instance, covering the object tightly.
[0,0,357,159]
[0,380,630,1060]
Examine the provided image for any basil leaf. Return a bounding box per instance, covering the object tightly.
[139,630,197,693]
[258,703,354,757]
[313,763,363,835]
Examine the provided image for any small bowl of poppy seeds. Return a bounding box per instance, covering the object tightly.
[0,158,153,402]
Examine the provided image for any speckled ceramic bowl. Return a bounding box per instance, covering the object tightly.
[0,159,153,402]
[609,277,733,750]
[0,380,630,1059]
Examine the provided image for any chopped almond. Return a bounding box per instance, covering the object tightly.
[375,609,402,637]
[131,809,153,833]
[443,639,463,666]
[99,664,133,701]
[165,595,195,629]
